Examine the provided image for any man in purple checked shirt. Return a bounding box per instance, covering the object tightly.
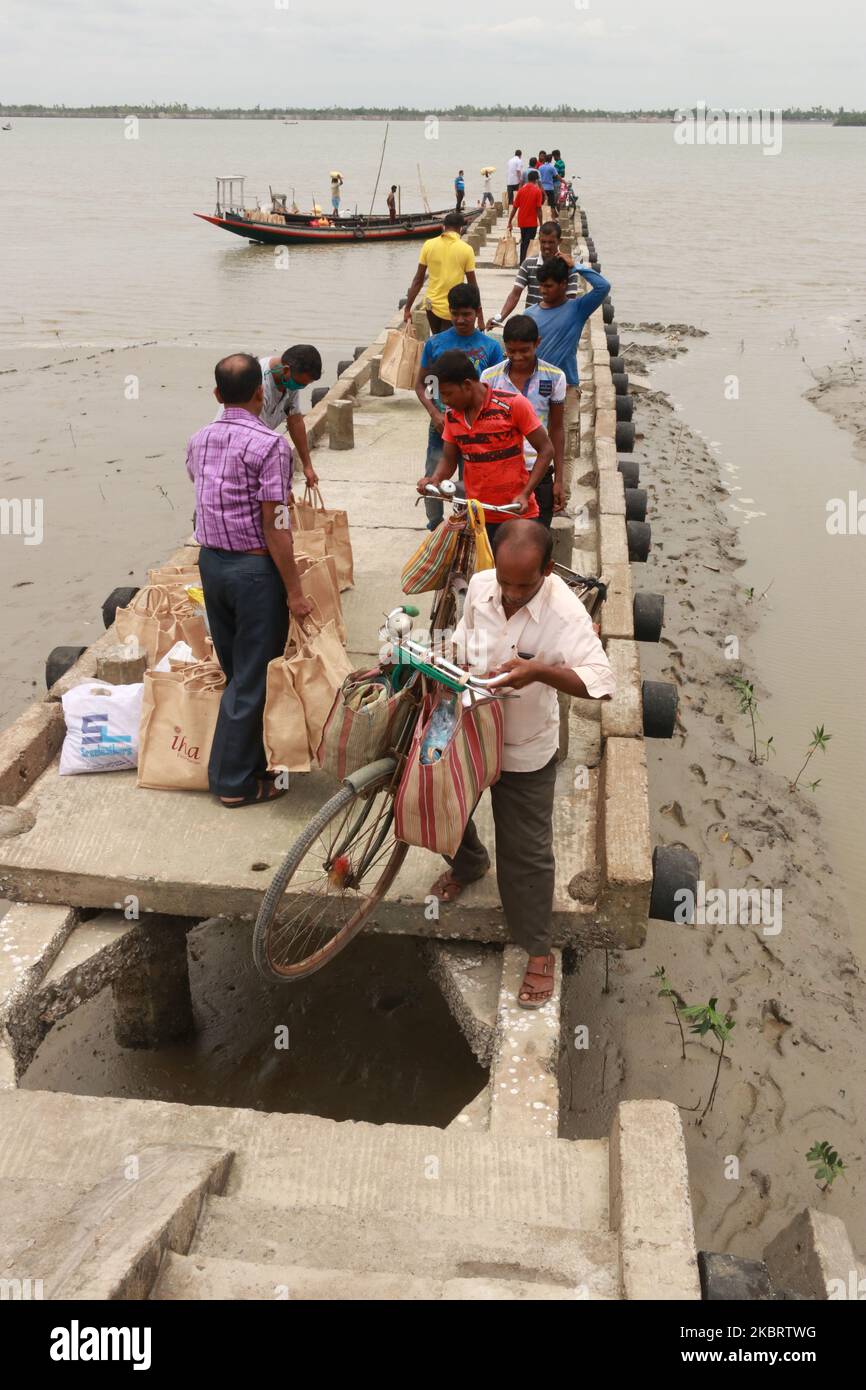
[186,353,313,808]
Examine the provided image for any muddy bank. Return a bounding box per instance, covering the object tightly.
[804,345,866,464]
[562,339,866,1262]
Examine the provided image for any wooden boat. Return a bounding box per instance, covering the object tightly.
[195,176,482,247]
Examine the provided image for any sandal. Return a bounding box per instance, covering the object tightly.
[428,868,488,904]
[219,779,288,810]
[517,953,556,1010]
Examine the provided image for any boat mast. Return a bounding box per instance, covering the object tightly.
[368,121,390,217]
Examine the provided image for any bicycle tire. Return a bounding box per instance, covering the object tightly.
[252,770,408,982]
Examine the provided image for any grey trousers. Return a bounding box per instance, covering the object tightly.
[446,754,558,956]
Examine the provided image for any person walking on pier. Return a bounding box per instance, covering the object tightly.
[538,153,558,212]
[507,170,544,262]
[427,520,615,1008]
[506,149,523,204]
[187,354,313,809]
[454,169,465,213]
[386,184,398,222]
[414,285,503,530]
[415,349,553,539]
[480,315,566,526]
[403,212,484,336]
[254,345,323,489]
[527,256,610,389]
[487,221,579,325]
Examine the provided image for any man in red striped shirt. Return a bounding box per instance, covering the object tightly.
[416,349,553,536]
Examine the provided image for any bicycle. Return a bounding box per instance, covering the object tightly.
[252,487,607,983]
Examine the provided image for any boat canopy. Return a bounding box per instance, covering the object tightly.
[215,177,246,216]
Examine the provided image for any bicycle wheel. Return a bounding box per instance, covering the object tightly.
[252,766,408,982]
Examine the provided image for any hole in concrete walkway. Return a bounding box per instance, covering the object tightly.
[250,862,270,872]
[21,923,487,1129]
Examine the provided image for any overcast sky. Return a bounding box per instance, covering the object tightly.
[2,0,864,109]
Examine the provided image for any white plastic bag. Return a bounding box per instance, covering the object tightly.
[154,640,196,673]
[59,681,144,775]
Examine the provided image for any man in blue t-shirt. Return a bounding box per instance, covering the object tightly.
[525,257,611,388]
[415,282,504,529]
[455,169,465,213]
[538,157,558,211]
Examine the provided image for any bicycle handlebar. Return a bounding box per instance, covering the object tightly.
[422,484,524,516]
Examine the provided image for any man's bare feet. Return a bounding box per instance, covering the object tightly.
[518,952,555,1009]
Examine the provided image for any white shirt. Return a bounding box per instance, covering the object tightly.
[453,570,616,772]
[215,355,301,434]
[506,155,523,185]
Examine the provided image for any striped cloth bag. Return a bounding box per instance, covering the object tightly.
[317,669,417,781]
[401,517,461,594]
[393,689,504,856]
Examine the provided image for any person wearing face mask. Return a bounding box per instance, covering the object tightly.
[250,345,323,488]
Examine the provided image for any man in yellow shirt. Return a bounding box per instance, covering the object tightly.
[402,213,485,334]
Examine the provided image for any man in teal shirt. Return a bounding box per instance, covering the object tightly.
[526,258,610,387]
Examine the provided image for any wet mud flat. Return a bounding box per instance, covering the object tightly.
[561,347,866,1260]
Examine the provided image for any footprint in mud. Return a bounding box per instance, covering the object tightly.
[761,1000,791,1053]
[728,841,754,870]
[717,756,736,772]
[690,764,707,784]
[661,801,687,826]
[702,798,726,818]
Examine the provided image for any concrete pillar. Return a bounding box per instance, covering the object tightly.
[327,399,354,450]
[112,920,193,1049]
[95,644,148,685]
[411,307,430,340]
[369,354,394,397]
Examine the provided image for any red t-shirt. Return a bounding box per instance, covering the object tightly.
[442,387,541,524]
[512,182,544,228]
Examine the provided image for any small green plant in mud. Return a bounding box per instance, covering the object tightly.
[806,1140,846,1192]
[790,725,832,793]
[679,998,735,1122]
[731,676,766,764]
[653,965,687,1060]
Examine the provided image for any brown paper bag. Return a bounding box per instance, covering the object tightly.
[380,322,423,391]
[526,237,540,258]
[263,617,352,773]
[116,584,206,667]
[493,234,518,268]
[292,527,328,562]
[136,660,225,791]
[297,554,347,645]
[147,563,201,590]
[292,485,353,591]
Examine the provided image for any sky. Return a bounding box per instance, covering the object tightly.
[1,0,865,109]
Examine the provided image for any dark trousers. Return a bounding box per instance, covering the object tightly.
[198,547,289,798]
[426,309,452,335]
[507,184,519,206]
[446,755,558,956]
[533,470,555,528]
[456,191,464,212]
[519,225,536,260]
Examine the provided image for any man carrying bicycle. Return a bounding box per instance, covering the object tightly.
[415,349,554,539]
[429,520,615,1009]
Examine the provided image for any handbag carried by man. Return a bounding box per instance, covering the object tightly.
[380,322,423,391]
[393,685,504,856]
[263,617,353,774]
[291,485,354,591]
[493,234,518,268]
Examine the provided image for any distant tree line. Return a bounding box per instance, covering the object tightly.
[2,102,864,123]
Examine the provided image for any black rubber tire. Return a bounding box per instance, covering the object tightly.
[612,373,629,397]
[46,645,88,690]
[102,586,140,629]
[310,387,329,407]
[337,358,353,377]
[616,395,634,423]
[633,591,664,641]
[602,300,614,324]
[353,346,366,360]
[627,519,651,561]
[650,845,699,923]
[605,334,621,357]
[617,459,640,488]
[398,296,407,308]
[590,259,601,272]
[643,680,678,739]
[252,774,408,983]
[609,356,626,375]
[616,420,635,453]
[624,486,647,522]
